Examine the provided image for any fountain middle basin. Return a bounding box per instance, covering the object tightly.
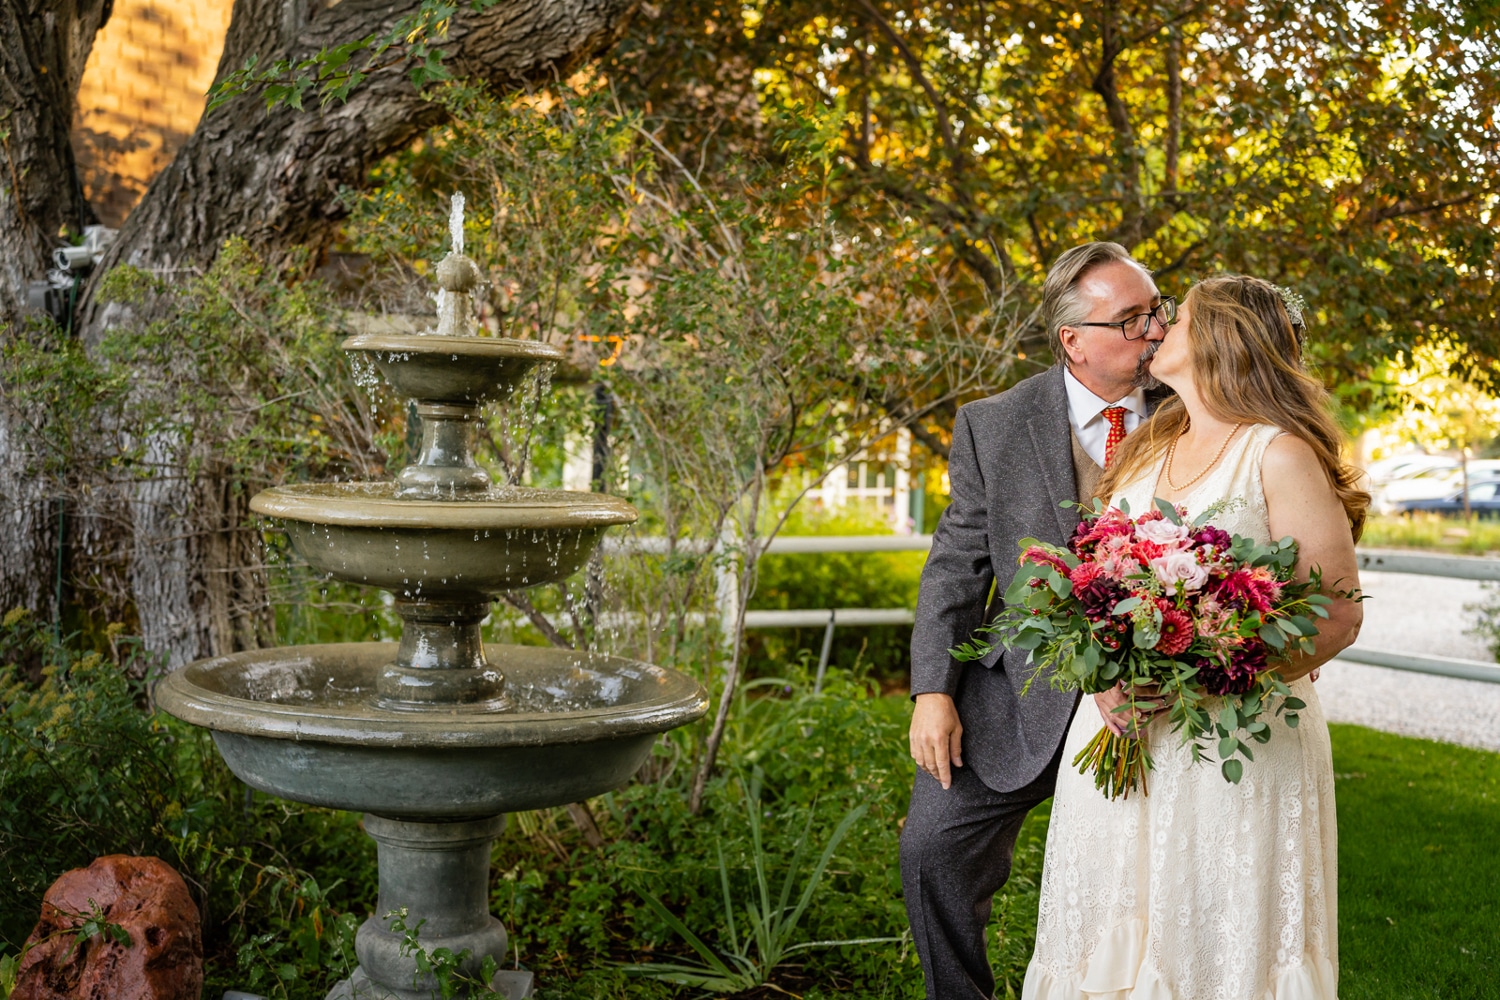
[251,483,637,597]
[155,643,708,818]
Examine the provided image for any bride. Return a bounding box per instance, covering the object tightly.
[1022,276,1368,999]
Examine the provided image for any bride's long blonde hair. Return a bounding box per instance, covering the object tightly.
[1096,276,1369,540]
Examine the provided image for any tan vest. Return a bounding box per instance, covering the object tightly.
[1070,430,1104,509]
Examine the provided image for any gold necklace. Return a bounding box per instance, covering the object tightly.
[1164,421,1243,491]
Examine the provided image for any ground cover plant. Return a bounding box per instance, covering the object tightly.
[5,612,1499,998]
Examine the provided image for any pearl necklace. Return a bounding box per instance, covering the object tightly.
[1164,421,1243,491]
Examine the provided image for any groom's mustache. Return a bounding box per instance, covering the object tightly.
[1133,339,1162,389]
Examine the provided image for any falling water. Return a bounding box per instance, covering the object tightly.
[449,192,466,255]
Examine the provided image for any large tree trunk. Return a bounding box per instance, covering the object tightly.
[0,0,113,619]
[81,0,640,306]
[63,0,640,664]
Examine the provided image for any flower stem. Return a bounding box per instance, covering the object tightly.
[1070,726,1155,799]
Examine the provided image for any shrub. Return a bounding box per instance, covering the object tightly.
[748,505,925,684]
[0,610,374,999]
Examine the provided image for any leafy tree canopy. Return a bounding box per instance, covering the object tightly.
[599,0,1499,390]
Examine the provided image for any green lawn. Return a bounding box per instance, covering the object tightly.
[863,691,1500,998]
[1330,724,1500,1000]
[863,702,1500,999]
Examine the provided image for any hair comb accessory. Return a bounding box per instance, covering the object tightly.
[1273,284,1306,330]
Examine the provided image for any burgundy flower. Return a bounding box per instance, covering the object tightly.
[1193,644,1265,695]
[1071,564,1124,620]
[1214,567,1283,613]
[1192,525,1232,551]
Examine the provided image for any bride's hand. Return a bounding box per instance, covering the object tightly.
[1094,682,1167,736]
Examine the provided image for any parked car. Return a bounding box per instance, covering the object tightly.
[1364,453,1458,485]
[1390,478,1500,517]
[1373,464,1471,513]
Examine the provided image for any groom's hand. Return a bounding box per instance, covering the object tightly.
[910,693,964,789]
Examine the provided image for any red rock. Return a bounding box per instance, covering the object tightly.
[12,855,202,1000]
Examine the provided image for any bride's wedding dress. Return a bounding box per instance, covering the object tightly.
[1023,424,1339,1000]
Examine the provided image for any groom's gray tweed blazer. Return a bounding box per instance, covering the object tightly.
[911,364,1085,794]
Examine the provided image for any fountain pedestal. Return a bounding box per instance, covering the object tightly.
[328,815,522,1000]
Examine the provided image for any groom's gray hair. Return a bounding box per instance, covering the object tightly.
[1042,242,1150,361]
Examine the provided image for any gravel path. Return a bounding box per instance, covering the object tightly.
[1318,570,1500,752]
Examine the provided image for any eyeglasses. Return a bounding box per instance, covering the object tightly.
[1071,296,1177,342]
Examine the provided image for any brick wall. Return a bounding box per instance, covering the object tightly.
[71,0,235,227]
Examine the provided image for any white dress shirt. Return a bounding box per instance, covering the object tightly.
[1064,367,1147,468]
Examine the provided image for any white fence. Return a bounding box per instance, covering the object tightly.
[612,535,1500,690]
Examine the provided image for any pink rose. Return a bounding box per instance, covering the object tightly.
[1150,550,1209,591]
[1135,517,1190,547]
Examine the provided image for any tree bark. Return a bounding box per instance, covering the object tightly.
[0,0,113,619]
[80,0,641,316]
[8,0,640,659]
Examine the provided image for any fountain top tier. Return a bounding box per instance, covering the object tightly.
[242,192,638,709]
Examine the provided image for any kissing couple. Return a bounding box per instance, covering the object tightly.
[901,242,1367,999]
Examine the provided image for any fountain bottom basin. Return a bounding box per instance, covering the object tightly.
[156,642,708,818]
[155,642,707,999]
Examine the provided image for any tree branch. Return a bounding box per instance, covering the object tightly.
[1091,0,1145,247]
[1360,194,1476,229]
[853,0,962,169]
[1152,238,1206,279]
[1163,24,1182,202]
[502,591,575,649]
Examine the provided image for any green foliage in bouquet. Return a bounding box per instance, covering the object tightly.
[952,498,1336,797]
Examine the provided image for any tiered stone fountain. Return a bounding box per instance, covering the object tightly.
[156,196,707,999]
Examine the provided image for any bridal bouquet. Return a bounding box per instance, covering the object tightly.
[952,498,1332,799]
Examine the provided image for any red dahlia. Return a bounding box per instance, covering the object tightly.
[1155,607,1196,656]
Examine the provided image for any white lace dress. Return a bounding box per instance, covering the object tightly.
[1023,424,1338,1000]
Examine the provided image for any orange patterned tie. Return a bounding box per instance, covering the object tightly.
[1103,406,1128,467]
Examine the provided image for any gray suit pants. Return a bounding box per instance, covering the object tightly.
[899,745,1064,999]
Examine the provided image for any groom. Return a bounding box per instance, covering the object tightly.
[901,242,1168,999]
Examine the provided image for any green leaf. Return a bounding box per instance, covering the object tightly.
[1218,735,1239,759]
[1111,596,1142,615]
[1154,497,1183,524]
[1259,624,1287,649]
[1222,758,1244,783]
[1285,713,1301,729]
[1288,615,1318,635]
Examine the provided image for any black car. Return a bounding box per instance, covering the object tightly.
[1393,477,1500,517]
